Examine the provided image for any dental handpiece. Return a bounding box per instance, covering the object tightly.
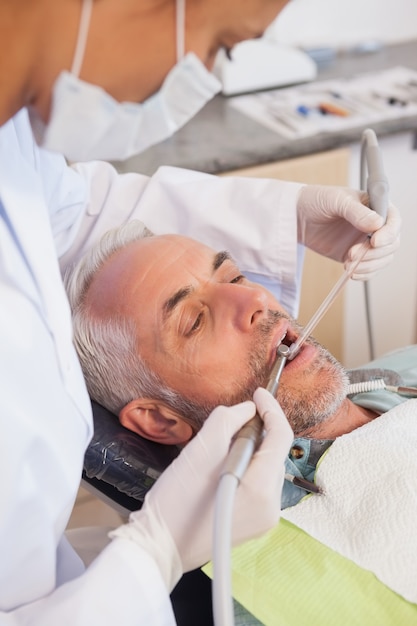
[288,128,389,360]
[212,346,313,624]
[213,346,290,626]
[221,343,290,480]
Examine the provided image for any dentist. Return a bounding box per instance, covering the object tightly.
[0,0,400,623]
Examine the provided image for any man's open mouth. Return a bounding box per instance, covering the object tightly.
[269,325,300,368]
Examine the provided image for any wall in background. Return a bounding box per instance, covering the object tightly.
[269,0,417,49]
[344,132,417,368]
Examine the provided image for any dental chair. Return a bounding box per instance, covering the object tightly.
[83,401,215,626]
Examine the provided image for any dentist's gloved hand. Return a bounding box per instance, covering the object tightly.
[297,185,401,280]
[110,390,292,591]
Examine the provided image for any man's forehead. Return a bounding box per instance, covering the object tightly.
[88,234,236,314]
[102,233,206,275]
[127,234,234,270]
[135,233,209,256]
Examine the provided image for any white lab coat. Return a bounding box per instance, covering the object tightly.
[0,108,301,624]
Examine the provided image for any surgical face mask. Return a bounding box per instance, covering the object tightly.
[33,0,221,162]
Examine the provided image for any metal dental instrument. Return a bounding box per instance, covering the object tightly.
[212,343,290,626]
[222,343,290,478]
[288,128,390,360]
[284,473,322,494]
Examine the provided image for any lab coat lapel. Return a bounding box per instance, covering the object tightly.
[0,139,68,336]
[0,130,93,434]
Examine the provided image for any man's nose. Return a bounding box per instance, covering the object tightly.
[214,283,269,331]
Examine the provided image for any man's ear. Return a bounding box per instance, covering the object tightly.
[119,398,193,445]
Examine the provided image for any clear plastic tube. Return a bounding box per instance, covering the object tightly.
[288,237,371,359]
[288,128,389,360]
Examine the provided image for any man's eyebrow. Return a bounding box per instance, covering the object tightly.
[213,250,233,272]
[162,251,234,323]
[162,286,194,322]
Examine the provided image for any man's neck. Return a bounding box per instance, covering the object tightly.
[297,398,379,439]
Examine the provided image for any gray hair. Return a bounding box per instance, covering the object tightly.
[65,220,212,433]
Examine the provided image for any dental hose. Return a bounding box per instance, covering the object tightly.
[360,129,389,360]
[212,345,289,626]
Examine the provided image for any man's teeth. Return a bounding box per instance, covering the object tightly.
[278,331,294,349]
[278,331,287,346]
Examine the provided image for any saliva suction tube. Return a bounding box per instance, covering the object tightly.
[287,127,389,361]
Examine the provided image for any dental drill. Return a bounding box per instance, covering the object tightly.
[221,343,290,480]
[212,343,290,626]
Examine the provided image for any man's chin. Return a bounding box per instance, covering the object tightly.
[278,365,349,436]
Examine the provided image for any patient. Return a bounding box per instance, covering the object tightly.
[66,220,414,508]
[67,220,417,624]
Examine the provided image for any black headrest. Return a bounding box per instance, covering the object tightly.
[83,401,181,506]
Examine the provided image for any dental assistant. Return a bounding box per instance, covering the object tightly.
[0,0,401,623]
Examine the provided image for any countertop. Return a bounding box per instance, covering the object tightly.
[113,39,417,176]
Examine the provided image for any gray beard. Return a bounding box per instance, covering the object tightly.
[275,347,349,435]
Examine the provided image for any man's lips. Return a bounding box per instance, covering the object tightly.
[284,342,317,372]
[268,321,318,375]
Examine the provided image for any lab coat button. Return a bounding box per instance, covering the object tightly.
[290,445,305,459]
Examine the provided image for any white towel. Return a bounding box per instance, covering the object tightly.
[282,399,417,603]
